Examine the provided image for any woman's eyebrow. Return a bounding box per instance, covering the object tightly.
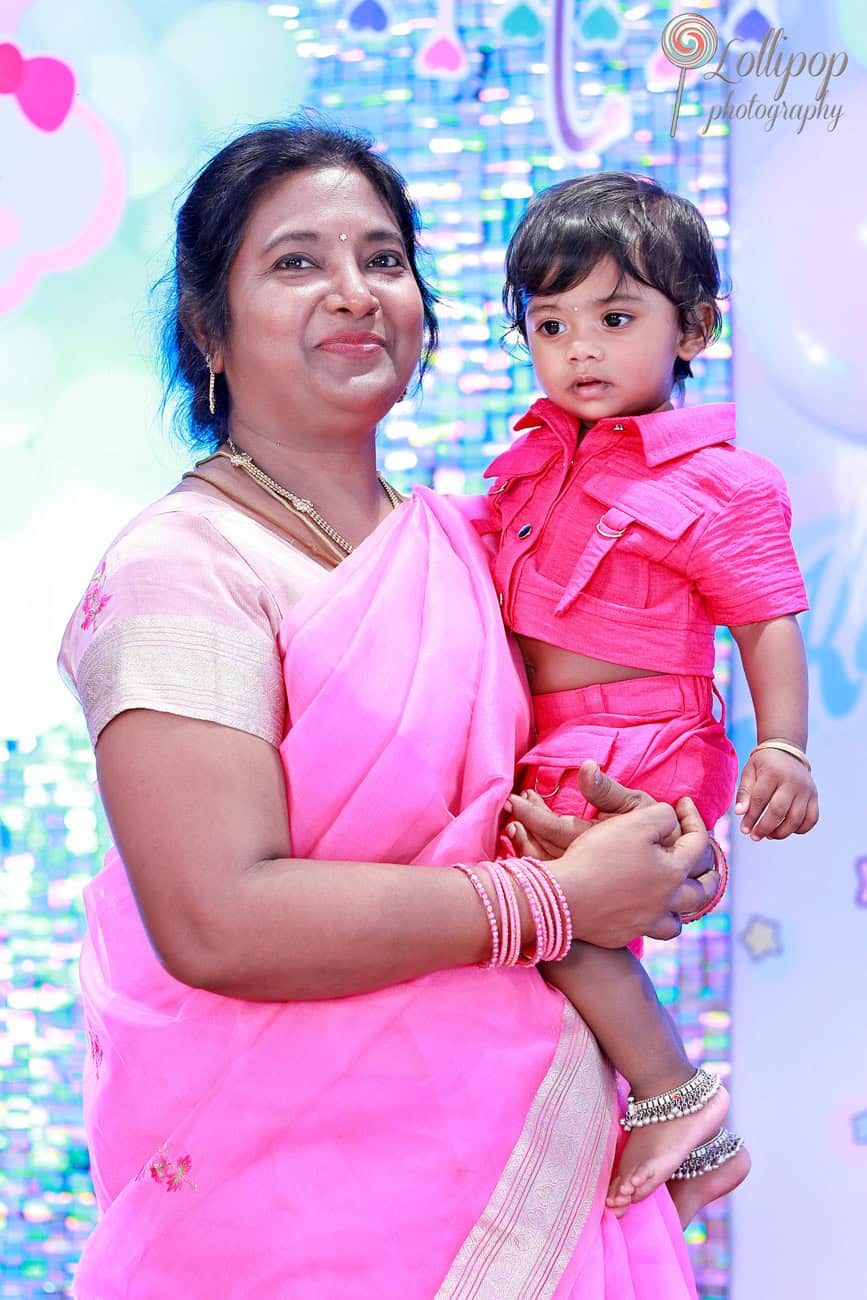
[262,226,404,254]
[263,228,319,254]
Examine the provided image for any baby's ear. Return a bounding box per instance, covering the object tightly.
[678,302,714,362]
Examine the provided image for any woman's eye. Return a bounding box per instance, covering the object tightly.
[602,311,631,328]
[538,319,566,337]
[369,252,405,269]
[274,254,314,270]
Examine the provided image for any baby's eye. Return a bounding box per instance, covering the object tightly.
[537,319,566,337]
[602,311,631,328]
[369,252,405,269]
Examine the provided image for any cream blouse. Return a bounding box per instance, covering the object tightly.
[58,488,326,747]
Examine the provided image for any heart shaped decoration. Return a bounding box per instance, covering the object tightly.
[417,34,466,76]
[733,6,772,43]
[579,0,623,49]
[501,2,544,42]
[348,0,389,32]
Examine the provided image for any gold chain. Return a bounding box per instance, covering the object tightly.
[214,439,403,558]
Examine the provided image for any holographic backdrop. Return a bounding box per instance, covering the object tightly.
[2,0,865,1297]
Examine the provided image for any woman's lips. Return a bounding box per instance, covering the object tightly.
[317,332,386,357]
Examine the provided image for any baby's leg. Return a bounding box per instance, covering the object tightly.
[540,943,730,1214]
[667,1131,751,1227]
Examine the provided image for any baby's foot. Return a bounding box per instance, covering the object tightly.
[606,1082,729,1216]
[667,1140,751,1228]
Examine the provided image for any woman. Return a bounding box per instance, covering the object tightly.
[60,119,720,1298]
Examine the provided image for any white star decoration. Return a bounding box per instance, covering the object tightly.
[739,915,782,961]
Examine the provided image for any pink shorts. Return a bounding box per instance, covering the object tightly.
[519,673,738,831]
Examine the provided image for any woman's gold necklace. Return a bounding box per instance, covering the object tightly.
[211,438,403,559]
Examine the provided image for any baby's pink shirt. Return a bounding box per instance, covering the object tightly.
[478,399,808,677]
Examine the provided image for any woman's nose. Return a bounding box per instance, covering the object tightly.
[324,262,379,316]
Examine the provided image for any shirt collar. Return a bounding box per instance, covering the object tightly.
[513,398,736,468]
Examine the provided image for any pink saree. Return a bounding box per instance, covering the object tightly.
[73,488,696,1298]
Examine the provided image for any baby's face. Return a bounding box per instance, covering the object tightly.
[524,256,704,427]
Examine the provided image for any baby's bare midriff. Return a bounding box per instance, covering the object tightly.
[516,632,662,695]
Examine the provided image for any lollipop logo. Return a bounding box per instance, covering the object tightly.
[661,13,719,137]
[661,17,849,138]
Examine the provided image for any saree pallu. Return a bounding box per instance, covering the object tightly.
[74,488,696,1298]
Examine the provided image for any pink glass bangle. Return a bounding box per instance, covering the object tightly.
[456,854,576,968]
[522,857,573,960]
[487,859,522,967]
[498,855,574,964]
[454,862,500,968]
[499,857,545,965]
[512,857,557,961]
[683,835,729,924]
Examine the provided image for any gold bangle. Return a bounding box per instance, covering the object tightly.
[751,739,811,772]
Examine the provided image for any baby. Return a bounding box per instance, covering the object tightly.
[481,173,818,1223]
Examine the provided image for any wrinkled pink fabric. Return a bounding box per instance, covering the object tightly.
[72,487,696,1298]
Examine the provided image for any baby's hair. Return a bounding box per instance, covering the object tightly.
[503,172,725,395]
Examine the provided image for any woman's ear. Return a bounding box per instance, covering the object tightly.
[677,302,714,364]
[179,295,224,374]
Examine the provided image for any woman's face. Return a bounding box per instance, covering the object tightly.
[217,165,425,440]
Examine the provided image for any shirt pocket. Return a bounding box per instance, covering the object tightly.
[556,474,700,616]
[485,441,561,548]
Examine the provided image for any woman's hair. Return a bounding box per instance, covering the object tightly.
[158,113,439,451]
[503,172,724,396]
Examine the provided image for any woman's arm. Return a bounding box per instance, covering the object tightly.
[95,710,716,1002]
[730,616,819,838]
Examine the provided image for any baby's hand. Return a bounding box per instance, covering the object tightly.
[734,748,819,840]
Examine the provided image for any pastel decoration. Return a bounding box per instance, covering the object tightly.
[578,0,624,51]
[725,0,781,45]
[0,41,75,133]
[731,83,867,443]
[417,35,465,75]
[347,0,390,34]
[855,856,867,908]
[501,2,544,44]
[660,13,719,137]
[415,0,467,79]
[733,8,771,42]
[739,915,782,961]
[0,99,126,317]
[837,0,867,71]
[0,207,22,250]
[644,44,698,93]
[546,0,632,158]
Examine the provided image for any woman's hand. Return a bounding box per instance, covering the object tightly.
[549,794,715,946]
[503,760,680,858]
[503,763,717,942]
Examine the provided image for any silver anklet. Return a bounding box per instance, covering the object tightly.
[621,1068,720,1131]
[670,1127,744,1180]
